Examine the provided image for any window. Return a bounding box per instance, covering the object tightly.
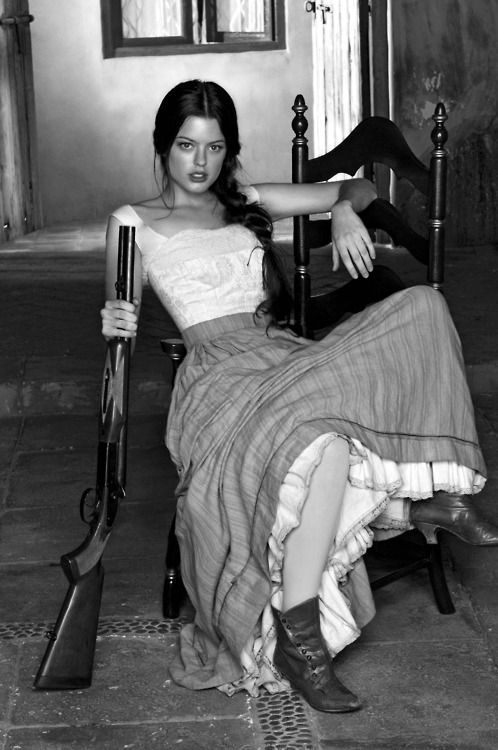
[101,0,286,57]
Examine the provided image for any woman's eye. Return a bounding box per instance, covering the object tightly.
[210,144,224,152]
[178,142,193,150]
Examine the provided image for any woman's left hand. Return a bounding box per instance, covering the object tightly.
[101,299,138,340]
[331,200,376,279]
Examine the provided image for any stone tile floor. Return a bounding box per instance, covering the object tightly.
[1,224,498,749]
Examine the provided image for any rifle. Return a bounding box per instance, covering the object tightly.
[34,226,135,690]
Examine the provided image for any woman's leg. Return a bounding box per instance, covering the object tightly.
[274,436,361,713]
[282,436,349,611]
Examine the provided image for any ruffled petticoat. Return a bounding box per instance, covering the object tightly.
[219,432,485,698]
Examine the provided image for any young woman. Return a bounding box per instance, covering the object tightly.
[101,80,497,713]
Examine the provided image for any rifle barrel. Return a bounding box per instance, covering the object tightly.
[34,226,135,691]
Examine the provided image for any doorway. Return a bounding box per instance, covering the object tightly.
[310,0,392,196]
[311,0,362,159]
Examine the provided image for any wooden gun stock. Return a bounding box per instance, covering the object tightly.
[34,226,135,690]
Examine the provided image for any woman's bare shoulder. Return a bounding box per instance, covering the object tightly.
[108,204,139,226]
[129,197,171,224]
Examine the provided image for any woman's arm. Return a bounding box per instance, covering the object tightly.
[253,178,377,220]
[100,214,143,344]
[254,178,378,279]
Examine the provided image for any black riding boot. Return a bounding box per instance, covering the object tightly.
[272,596,362,713]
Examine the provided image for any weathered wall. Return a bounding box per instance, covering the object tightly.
[29,0,313,225]
[392,0,498,245]
[28,1,497,244]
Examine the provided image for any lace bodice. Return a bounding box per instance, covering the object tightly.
[110,205,266,332]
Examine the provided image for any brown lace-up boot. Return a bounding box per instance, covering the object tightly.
[272,596,362,713]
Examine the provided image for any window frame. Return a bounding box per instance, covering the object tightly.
[100,0,286,58]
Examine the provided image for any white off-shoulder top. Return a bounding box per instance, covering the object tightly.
[110,203,266,333]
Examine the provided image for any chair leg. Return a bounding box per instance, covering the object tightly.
[162,512,186,619]
[368,531,456,615]
[426,540,456,615]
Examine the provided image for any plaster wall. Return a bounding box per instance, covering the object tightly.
[29,1,314,225]
[392,0,498,245]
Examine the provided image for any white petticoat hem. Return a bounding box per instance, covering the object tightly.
[218,433,486,697]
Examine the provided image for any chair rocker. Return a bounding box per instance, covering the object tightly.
[160,95,453,619]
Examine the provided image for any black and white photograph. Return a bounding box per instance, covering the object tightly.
[1,1,498,748]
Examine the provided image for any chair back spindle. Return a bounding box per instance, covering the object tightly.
[428,103,448,291]
[291,95,312,337]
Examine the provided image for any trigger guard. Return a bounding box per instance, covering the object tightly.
[79,487,96,524]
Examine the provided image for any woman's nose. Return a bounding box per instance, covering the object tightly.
[194,147,207,166]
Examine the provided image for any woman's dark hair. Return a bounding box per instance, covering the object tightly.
[153,79,292,327]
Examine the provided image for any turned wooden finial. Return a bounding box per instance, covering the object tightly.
[292,94,309,187]
[292,94,309,143]
[431,102,448,152]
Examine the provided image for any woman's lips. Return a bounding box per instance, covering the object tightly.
[189,172,208,182]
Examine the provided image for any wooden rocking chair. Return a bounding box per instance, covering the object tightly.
[160,95,453,619]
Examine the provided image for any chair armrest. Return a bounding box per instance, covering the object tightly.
[305,199,428,265]
[358,199,428,265]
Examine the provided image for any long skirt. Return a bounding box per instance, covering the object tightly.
[166,286,486,693]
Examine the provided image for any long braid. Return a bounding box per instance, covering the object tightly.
[212,165,293,326]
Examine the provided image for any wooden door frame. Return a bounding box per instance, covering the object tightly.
[359,0,391,117]
[0,0,41,244]
[359,0,392,200]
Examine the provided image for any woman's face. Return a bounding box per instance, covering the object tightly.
[166,116,227,199]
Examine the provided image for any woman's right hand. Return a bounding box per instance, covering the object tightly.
[101,299,138,340]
